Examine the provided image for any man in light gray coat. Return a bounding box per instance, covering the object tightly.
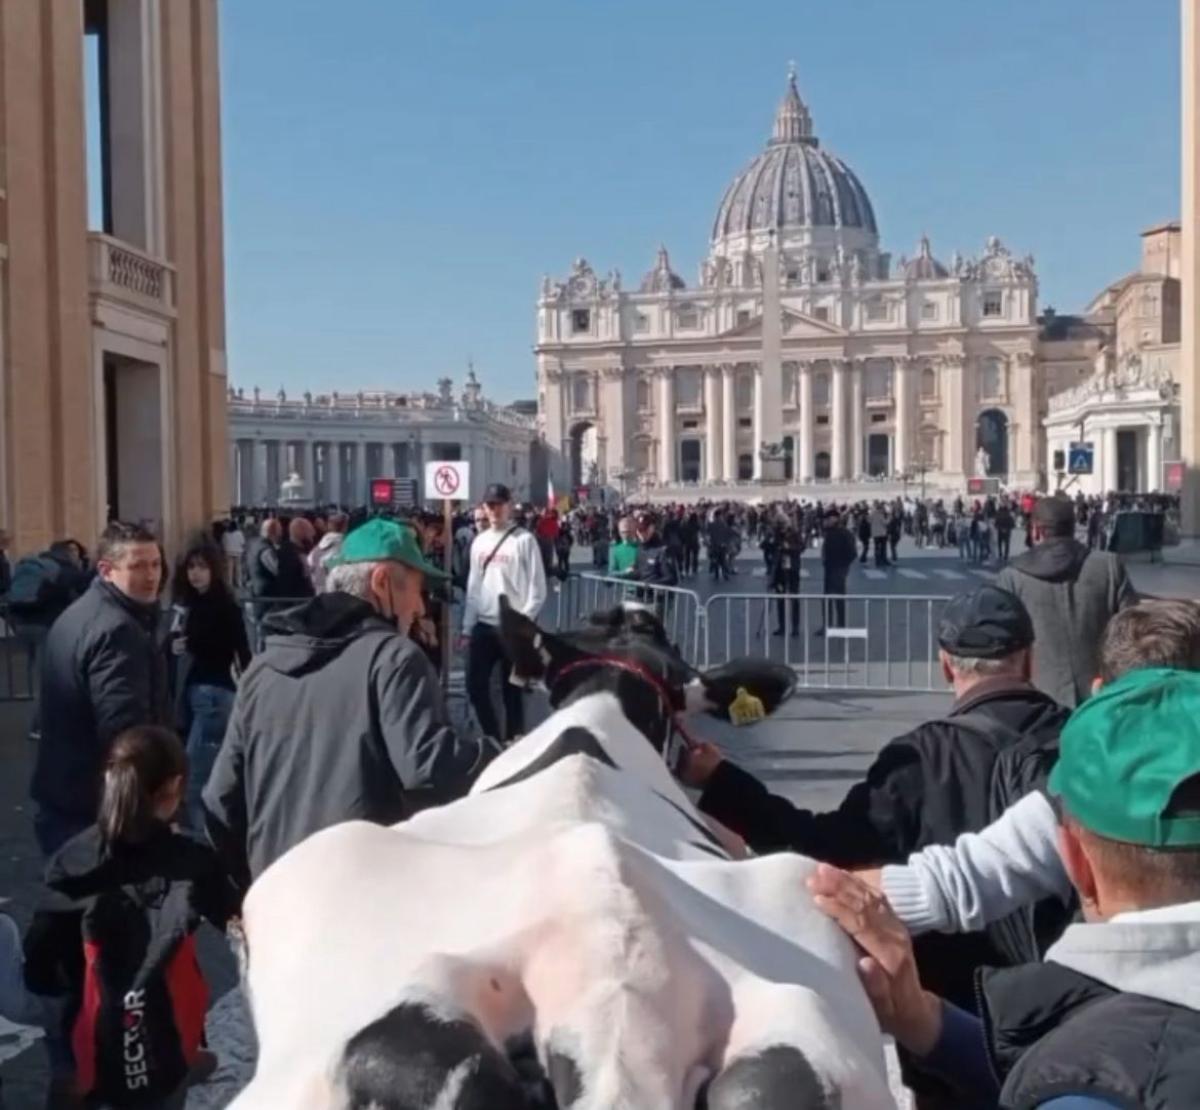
[996,495,1133,707]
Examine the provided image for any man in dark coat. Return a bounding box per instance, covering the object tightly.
[810,668,1200,1110]
[29,522,170,856]
[203,519,500,892]
[678,585,1069,1100]
[997,495,1134,707]
[818,508,857,634]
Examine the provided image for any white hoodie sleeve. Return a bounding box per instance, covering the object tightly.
[519,533,548,620]
[881,791,1072,935]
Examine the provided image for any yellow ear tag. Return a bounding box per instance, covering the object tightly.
[729,686,765,727]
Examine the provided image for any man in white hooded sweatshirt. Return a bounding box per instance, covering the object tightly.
[459,483,546,741]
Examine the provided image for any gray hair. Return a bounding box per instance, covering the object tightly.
[943,651,1024,678]
[325,560,380,599]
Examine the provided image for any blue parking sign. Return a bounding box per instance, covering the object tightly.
[1068,442,1094,475]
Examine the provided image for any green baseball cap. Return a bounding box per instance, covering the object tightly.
[1048,667,1200,848]
[330,518,447,580]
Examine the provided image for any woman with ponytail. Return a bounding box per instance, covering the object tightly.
[7,725,238,1108]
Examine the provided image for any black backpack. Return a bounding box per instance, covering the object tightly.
[72,879,208,1106]
[6,553,72,618]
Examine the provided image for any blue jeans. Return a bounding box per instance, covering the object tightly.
[185,683,236,832]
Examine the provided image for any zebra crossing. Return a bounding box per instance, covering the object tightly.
[743,563,996,584]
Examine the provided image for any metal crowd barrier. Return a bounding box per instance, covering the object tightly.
[0,602,36,701]
[553,573,706,668]
[702,591,953,692]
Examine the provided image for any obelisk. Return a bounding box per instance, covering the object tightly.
[756,234,786,481]
[1181,0,1200,532]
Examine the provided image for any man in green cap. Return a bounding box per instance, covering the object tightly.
[203,518,501,892]
[808,666,1200,1109]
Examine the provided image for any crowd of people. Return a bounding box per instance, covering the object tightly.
[0,483,1193,1108]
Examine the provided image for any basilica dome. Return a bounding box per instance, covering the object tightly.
[711,71,877,248]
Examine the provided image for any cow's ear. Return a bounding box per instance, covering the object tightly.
[497,595,586,685]
[692,659,797,720]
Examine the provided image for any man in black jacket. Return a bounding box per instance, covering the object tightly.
[29,522,169,857]
[203,519,500,892]
[818,508,857,635]
[810,668,1200,1110]
[679,585,1068,1098]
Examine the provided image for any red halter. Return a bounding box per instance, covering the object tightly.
[553,654,701,755]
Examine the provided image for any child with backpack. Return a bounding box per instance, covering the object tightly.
[3,725,238,1108]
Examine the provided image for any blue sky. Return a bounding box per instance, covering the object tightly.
[218,0,1179,402]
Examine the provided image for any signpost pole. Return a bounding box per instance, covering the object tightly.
[441,494,453,682]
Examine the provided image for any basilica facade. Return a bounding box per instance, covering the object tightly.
[535,70,1041,496]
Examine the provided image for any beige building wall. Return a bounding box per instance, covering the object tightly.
[1183,0,1200,532]
[0,0,227,557]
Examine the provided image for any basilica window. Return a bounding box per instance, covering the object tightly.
[736,374,754,410]
[817,262,831,283]
[676,304,700,330]
[736,309,752,327]
[813,306,830,322]
[866,362,892,400]
[737,454,754,480]
[572,308,591,333]
[982,291,1003,318]
[865,298,889,322]
[921,366,937,398]
[921,301,939,321]
[636,378,652,412]
[676,367,702,409]
[980,357,1005,401]
[634,313,650,334]
[813,372,831,406]
[783,363,798,406]
[571,375,593,413]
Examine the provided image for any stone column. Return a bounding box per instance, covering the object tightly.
[354,441,367,505]
[831,359,849,480]
[704,365,722,481]
[894,356,911,475]
[253,440,268,504]
[303,439,316,497]
[721,363,736,481]
[752,363,765,479]
[328,442,343,506]
[602,366,627,482]
[657,367,675,483]
[1102,426,1119,493]
[1013,351,1036,480]
[942,354,966,477]
[798,360,814,481]
[227,441,238,507]
[851,359,865,478]
[1148,421,1163,492]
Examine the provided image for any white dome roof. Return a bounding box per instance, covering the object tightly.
[711,71,877,244]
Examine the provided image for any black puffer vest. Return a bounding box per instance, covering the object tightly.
[979,961,1200,1109]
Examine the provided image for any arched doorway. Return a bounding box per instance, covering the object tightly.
[815,451,831,479]
[568,421,596,489]
[782,435,795,481]
[976,409,1009,477]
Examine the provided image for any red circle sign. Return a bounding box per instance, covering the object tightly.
[433,465,460,496]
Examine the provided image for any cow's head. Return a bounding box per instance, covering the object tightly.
[498,596,795,759]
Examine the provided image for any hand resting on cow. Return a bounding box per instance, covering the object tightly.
[229,598,895,1110]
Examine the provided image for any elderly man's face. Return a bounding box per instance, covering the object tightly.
[373,563,425,632]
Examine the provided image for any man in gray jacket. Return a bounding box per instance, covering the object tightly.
[996,494,1133,707]
[203,518,500,892]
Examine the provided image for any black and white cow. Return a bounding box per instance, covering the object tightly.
[230,600,893,1109]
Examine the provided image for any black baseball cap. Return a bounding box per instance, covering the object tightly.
[483,483,512,504]
[937,586,1034,659]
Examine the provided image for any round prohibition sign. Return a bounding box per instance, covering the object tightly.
[433,465,461,497]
